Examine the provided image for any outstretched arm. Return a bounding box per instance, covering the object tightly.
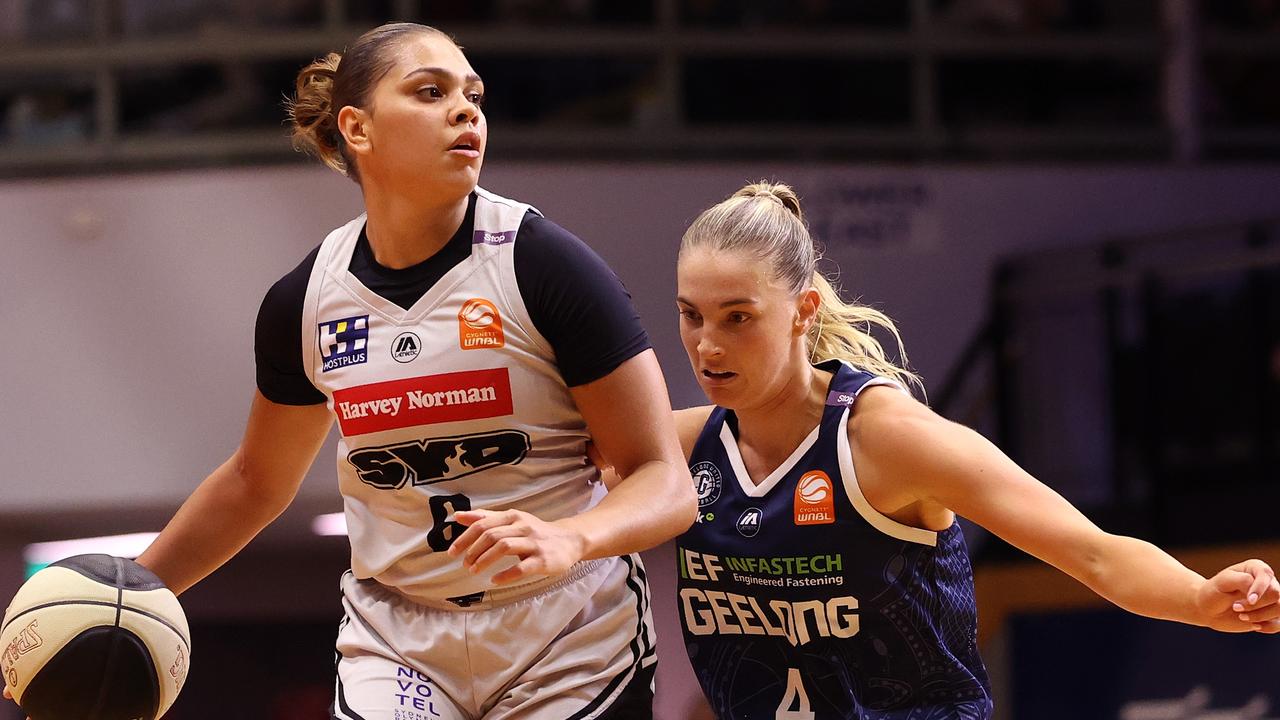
[856,388,1280,633]
[450,349,696,584]
[136,391,333,594]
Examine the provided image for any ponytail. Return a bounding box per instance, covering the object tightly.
[288,52,346,175]
[809,272,924,397]
[286,23,454,182]
[682,180,924,397]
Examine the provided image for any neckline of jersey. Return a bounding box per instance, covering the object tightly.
[719,363,846,497]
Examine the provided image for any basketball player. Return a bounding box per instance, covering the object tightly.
[660,183,1279,718]
[10,23,695,720]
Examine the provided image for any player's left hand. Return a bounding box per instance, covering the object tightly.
[448,509,586,585]
[1195,559,1280,633]
[3,684,31,720]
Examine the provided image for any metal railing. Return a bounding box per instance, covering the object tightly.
[0,0,1277,174]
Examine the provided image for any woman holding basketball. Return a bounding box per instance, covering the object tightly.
[5,22,694,720]
[658,182,1279,718]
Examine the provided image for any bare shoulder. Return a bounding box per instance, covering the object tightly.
[847,385,952,463]
[851,386,1001,501]
[673,405,715,461]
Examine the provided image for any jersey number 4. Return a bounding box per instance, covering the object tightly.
[777,668,815,720]
[426,493,472,552]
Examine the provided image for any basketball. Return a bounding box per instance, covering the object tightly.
[797,473,830,504]
[459,298,498,328]
[1,554,190,720]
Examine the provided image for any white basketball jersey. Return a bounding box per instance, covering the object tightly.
[301,188,597,604]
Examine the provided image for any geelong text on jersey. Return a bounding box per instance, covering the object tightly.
[681,589,859,647]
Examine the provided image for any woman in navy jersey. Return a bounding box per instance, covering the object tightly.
[4,23,696,720]
[662,182,1278,719]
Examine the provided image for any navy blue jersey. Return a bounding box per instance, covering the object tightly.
[677,360,992,720]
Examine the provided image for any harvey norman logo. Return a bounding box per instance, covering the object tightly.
[332,368,513,436]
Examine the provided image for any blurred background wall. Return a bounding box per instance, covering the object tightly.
[1,1,1278,718]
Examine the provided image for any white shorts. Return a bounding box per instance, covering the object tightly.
[331,555,657,720]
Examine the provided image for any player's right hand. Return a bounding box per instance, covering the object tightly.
[450,509,587,585]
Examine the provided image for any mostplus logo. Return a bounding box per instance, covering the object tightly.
[319,315,369,372]
[458,298,504,350]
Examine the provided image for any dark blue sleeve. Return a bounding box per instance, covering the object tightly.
[254,245,327,405]
[514,213,652,387]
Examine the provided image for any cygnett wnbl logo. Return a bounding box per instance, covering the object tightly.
[794,470,836,525]
[459,298,504,350]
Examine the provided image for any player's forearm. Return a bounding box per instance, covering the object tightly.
[1084,533,1206,624]
[556,459,696,560]
[137,453,296,595]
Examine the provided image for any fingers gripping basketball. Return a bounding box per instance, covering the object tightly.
[1,554,190,720]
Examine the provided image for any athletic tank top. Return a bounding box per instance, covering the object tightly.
[677,360,992,719]
[302,188,598,605]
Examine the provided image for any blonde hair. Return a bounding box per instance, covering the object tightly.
[287,23,453,182]
[679,181,924,396]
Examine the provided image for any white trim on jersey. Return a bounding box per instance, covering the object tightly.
[476,185,542,218]
[830,364,938,545]
[720,421,820,498]
[302,215,364,390]
[836,392,939,547]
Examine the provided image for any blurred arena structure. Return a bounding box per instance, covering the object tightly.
[0,0,1278,174]
[936,216,1280,549]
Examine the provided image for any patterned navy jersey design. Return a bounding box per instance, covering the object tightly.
[678,360,992,719]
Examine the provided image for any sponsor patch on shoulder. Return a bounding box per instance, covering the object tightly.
[825,389,856,406]
[472,230,513,245]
